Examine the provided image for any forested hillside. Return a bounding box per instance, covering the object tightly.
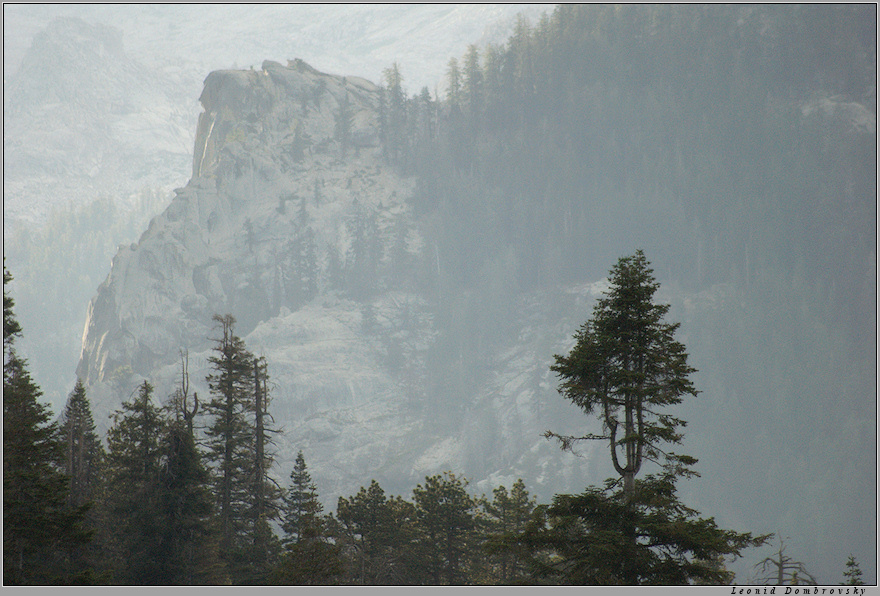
[3,4,875,585]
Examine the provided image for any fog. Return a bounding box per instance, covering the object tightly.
[3,4,875,586]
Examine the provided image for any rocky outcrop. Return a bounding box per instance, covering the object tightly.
[75,58,605,504]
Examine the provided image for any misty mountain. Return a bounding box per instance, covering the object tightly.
[6,4,877,585]
[3,5,550,413]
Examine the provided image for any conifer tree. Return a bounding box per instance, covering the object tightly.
[58,378,107,580]
[60,379,104,510]
[102,381,165,584]
[333,479,420,584]
[281,451,324,546]
[3,266,91,584]
[480,479,536,584]
[156,416,227,584]
[531,251,768,584]
[549,250,699,497]
[156,352,227,584]
[413,472,478,585]
[242,355,283,584]
[204,314,256,575]
[842,554,865,586]
[272,451,342,585]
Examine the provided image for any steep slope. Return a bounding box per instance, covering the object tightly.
[74,60,589,504]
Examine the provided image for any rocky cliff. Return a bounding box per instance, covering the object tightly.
[76,59,603,502]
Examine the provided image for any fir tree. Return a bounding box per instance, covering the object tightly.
[3,266,91,584]
[272,451,342,585]
[204,314,257,575]
[530,251,769,584]
[60,379,104,510]
[280,451,324,546]
[242,355,283,584]
[413,472,478,585]
[842,554,864,586]
[102,381,165,584]
[156,417,227,584]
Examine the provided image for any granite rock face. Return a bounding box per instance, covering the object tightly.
[76,59,600,503]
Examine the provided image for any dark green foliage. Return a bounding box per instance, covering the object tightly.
[3,264,22,348]
[479,479,536,584]
[280,451,324,546]
[204,315,282,583]
[58,379,106,577]
[204,314,256,558]
[101,381,165,584]
[60,379,104,509]
[843,555,865,586]
[412,472,478,585]
[155,418,227,585]
[272,452,343,585]
[549,250,698,496]
[520,472,766,585]
[536,252,769,584]
[333,480,422,584]
[3,268,91,584]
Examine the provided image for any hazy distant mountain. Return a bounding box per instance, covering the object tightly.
[3,4,550,231]
[4,4,875,585]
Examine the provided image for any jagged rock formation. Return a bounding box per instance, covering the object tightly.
[77,59,599,502]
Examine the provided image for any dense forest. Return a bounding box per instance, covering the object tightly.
[3,4,875,585]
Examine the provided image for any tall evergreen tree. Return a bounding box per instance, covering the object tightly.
[3,266,91,584]
[280,451,324,546]
[242,355,283,584]
[412,472,478,585]
[60,379,104,510]
[272,451,342,585]
[548,250,699,497]
[102,381,165,584]
[204,314,257,576]
[156,353,227,584]
[528,251,769,584]
[58,379,107,580]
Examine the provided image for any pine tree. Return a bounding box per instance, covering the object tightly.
[531,251,769,584]
[842,554,865,586]
[272,451,342,584]
[413,472,478,585]
[480,479,536,584]
[102,381,165,584]
[204,314,257,576]
[3,266,91,584]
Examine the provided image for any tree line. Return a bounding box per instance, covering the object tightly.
[4,263,541,585]
[5,254,868,585]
